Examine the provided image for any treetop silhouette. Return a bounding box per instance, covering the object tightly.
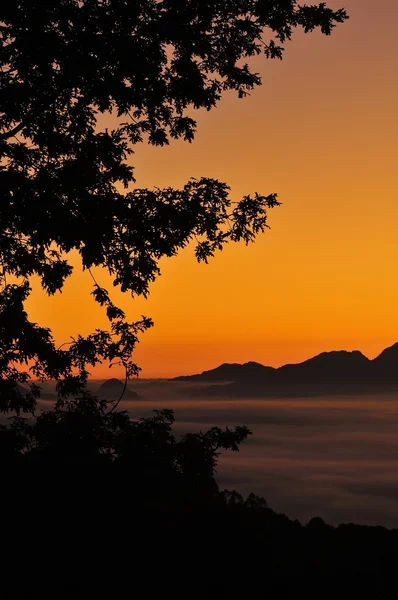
[0,1,347,412]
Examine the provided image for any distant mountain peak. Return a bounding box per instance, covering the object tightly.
[172,360,273,383]
[97,378,141,399]
[373,343,398,363]
[101,377,123,385]
[304,349,369,362]
[243,361,264,367]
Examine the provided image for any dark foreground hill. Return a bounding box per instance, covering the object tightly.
[174,343,398,398]
[5,477,398,599]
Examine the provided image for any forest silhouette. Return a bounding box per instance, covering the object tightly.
[1,2,396,597]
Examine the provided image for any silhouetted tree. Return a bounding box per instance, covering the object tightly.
[0,3,350,537]
[6,11,398,597]
[1,405,252,511]
[0,1,348,413]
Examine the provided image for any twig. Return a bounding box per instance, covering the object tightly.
[88,267,99,287]
[106,368,128,415]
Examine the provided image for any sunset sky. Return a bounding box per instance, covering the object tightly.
[27,0,398,378]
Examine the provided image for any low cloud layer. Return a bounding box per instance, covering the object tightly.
[32,379,398,528]
[116,387,398,528]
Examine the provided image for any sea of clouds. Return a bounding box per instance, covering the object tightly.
[34,378,398,528]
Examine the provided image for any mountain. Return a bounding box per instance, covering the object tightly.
[372,343,398,377]
[276,350,370,383]
[173,344,398,398]
[173,361,274,383]
[96,378,141,400]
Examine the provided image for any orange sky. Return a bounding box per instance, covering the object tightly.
[26,0,398,378]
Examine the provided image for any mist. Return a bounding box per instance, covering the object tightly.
[35,379,398,528]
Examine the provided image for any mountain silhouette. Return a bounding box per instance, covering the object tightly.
[173,361,274,382]
[96,378,141,400]
[174,344,398,398]
[276,350,370,383]
[372,343,398,376]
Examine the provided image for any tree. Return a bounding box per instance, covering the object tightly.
[0,403,252,508]
[0,1,348,416]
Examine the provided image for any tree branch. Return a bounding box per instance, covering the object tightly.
[0,121,26,141]
[106,369,128,415]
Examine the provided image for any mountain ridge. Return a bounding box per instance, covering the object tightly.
[172,343,398,397]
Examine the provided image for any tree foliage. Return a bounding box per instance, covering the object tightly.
[0,1,347,428]
[1,405,251,504]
